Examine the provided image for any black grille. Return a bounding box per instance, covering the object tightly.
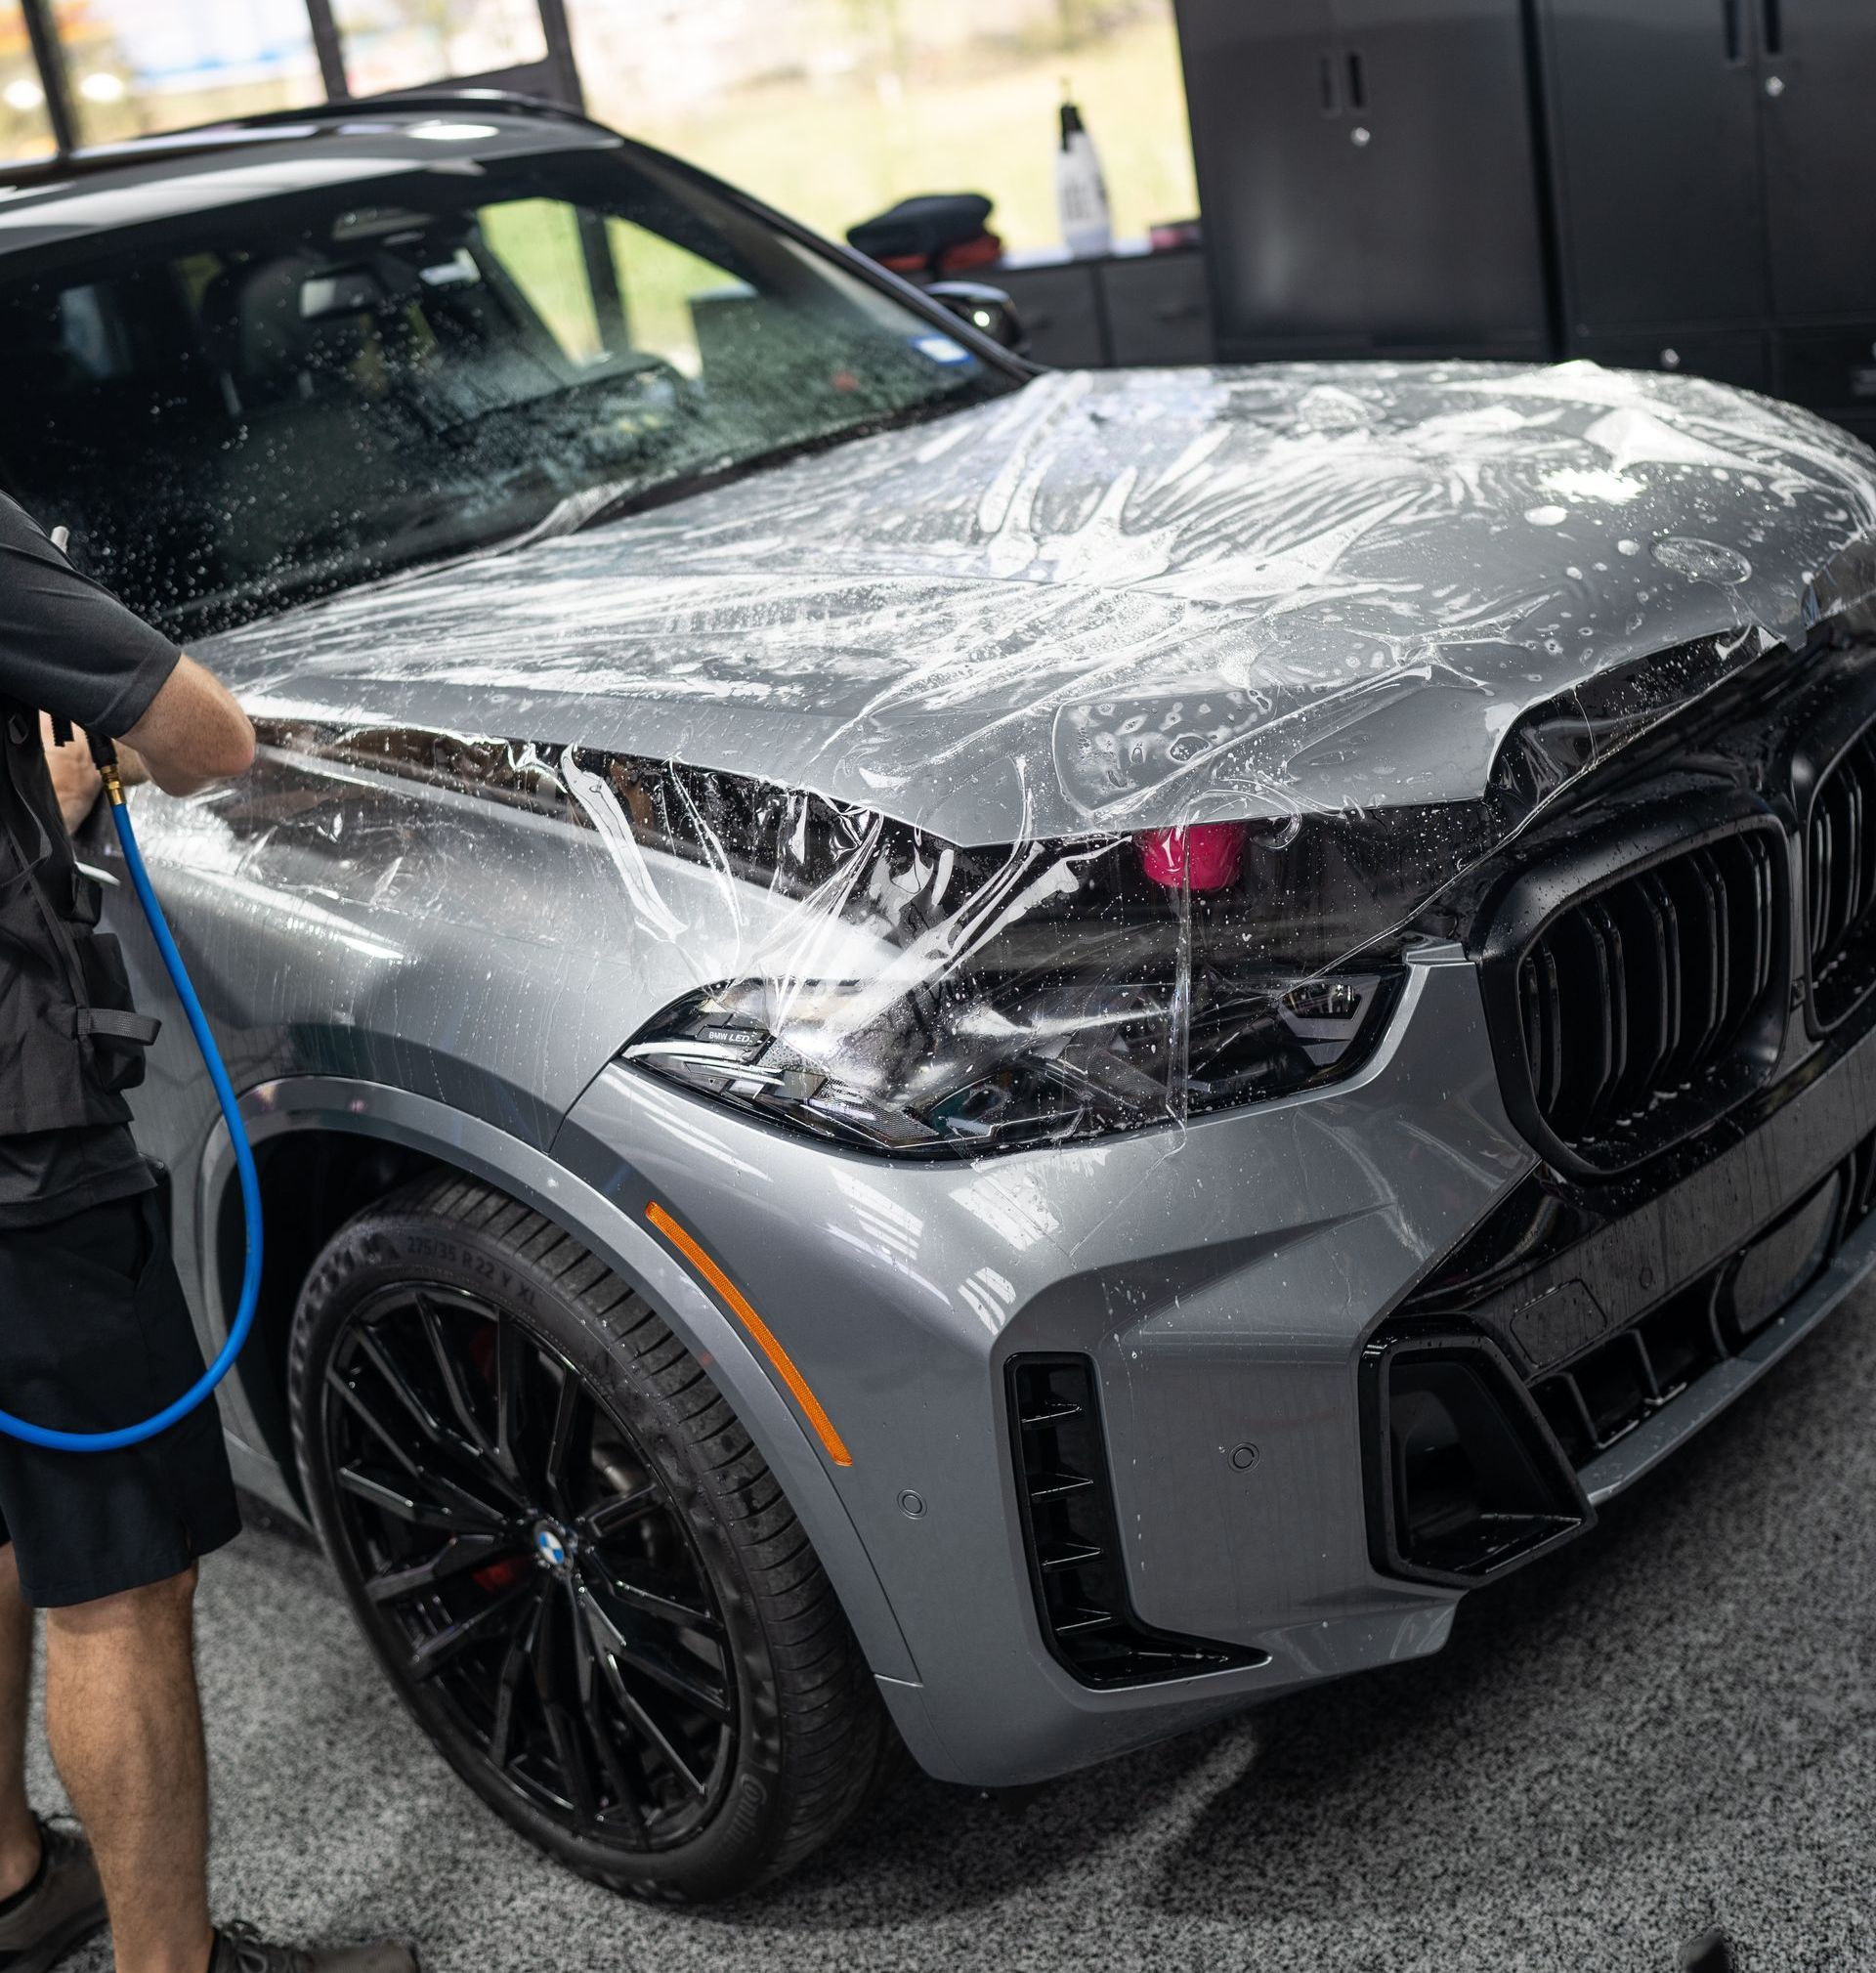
[1007,1356,1263,1687]
[1508,823,1783,1169]
[1531,1287,1726,1466]
[1808,732,1876,1027]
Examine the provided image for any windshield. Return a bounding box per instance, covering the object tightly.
[0,143,1013,638]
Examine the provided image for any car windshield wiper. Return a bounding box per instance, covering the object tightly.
[503,478,658,551]
[554,391,988,544]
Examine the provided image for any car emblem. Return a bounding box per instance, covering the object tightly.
[533,1522,570,1571]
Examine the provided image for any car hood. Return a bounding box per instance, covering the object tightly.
[204,360,1876,846]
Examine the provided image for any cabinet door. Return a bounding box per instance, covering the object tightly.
[1759,0,1876,320]
[1331,0,1551,349]
[1174,0,1365,348]
[1541,0,1765,332]
[1100,254,1215,366]
[990,265,1107,369]
[1774,325,1876,418]
[1573,329,1770,394]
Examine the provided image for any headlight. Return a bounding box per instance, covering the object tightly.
[556,755,1428,1159]
[621,965,1398,1157]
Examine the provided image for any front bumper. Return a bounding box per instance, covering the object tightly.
[553,931,1876,1785]
[554,945,1537,1784]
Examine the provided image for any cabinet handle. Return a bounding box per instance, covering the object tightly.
[1722,0,1742,63]
[1761,0,1782,56]
[1346,49,1366,110]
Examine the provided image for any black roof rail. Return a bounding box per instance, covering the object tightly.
[0,87,608,188]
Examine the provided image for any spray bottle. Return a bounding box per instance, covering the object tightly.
[1054,85,1112,259]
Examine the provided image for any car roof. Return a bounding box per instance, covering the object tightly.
[0,94,618,250]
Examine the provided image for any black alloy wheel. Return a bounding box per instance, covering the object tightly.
[289,1173,889,1901]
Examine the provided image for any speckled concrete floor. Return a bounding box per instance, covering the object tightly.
[26,1286,1876,1973]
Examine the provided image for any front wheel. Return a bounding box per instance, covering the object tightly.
[288,1173,890,1901]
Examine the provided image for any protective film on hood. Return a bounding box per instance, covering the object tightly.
[183,359,1876,1161]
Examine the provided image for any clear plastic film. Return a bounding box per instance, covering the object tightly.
[198,360,1876,1160]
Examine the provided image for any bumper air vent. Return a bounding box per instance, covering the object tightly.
[1807,730,1876,1029]
[1360,1333,1590,1590]
[1481,800,1789,1176]
[1007,1355,1266,1687]
[1531,1167,1848,1465]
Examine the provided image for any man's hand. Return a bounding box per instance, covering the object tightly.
[39,713,101,834]
[37,716,152,834]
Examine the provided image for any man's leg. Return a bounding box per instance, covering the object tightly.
[0,1544,40,1902]
[44,1565,213,1973]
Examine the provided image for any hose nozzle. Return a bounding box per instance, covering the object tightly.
[87,729,123,805]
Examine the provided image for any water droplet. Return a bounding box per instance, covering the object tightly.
[1652,537,1752,583]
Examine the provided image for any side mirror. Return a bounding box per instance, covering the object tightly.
[927,281,1027,357]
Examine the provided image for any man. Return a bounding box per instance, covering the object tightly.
[0,494,413,1973]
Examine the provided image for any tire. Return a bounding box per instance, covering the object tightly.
[287,1172,890,1901]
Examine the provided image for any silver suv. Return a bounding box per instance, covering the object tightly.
[5,96,1876,1902]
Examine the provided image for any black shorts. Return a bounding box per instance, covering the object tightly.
[0,1188,241,1607]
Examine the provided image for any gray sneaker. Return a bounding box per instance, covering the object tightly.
[0,1817,106,1973]
[211,1922,417,1973]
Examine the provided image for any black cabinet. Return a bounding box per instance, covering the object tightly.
[1329,0,1552,348]
[1757,0,1876,322]
[953,249,1215,369]
[1539,0,1876,421]
[1175,0,1551,360]
[1174,0,1367,348]
[1540,0,1765,333]
[1100,253,1214,366]
[985,261,1107,369]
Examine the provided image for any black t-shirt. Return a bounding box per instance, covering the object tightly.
[0,493,181,1229]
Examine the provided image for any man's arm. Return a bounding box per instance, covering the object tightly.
[39,657,254,833]
[119,652,255,796]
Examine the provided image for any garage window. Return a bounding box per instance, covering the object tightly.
[0,2,58,161]
[49,0,326,148]
[333,0,548,97]
[565,0,1197,254]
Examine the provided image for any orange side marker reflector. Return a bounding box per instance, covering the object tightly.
[646,1201,853,1468]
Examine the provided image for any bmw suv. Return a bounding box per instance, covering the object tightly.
[3,96,1875,1900]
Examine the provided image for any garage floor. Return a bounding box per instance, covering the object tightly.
[27,1290,1876,1973]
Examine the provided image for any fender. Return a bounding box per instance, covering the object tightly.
[192,1073,920,1689]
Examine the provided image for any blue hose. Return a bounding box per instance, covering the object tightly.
[0,784,261,1452]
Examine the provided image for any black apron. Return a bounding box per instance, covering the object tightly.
[0,696,158,1135]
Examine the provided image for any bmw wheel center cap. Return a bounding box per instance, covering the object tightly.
[533,1521,573,1572]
